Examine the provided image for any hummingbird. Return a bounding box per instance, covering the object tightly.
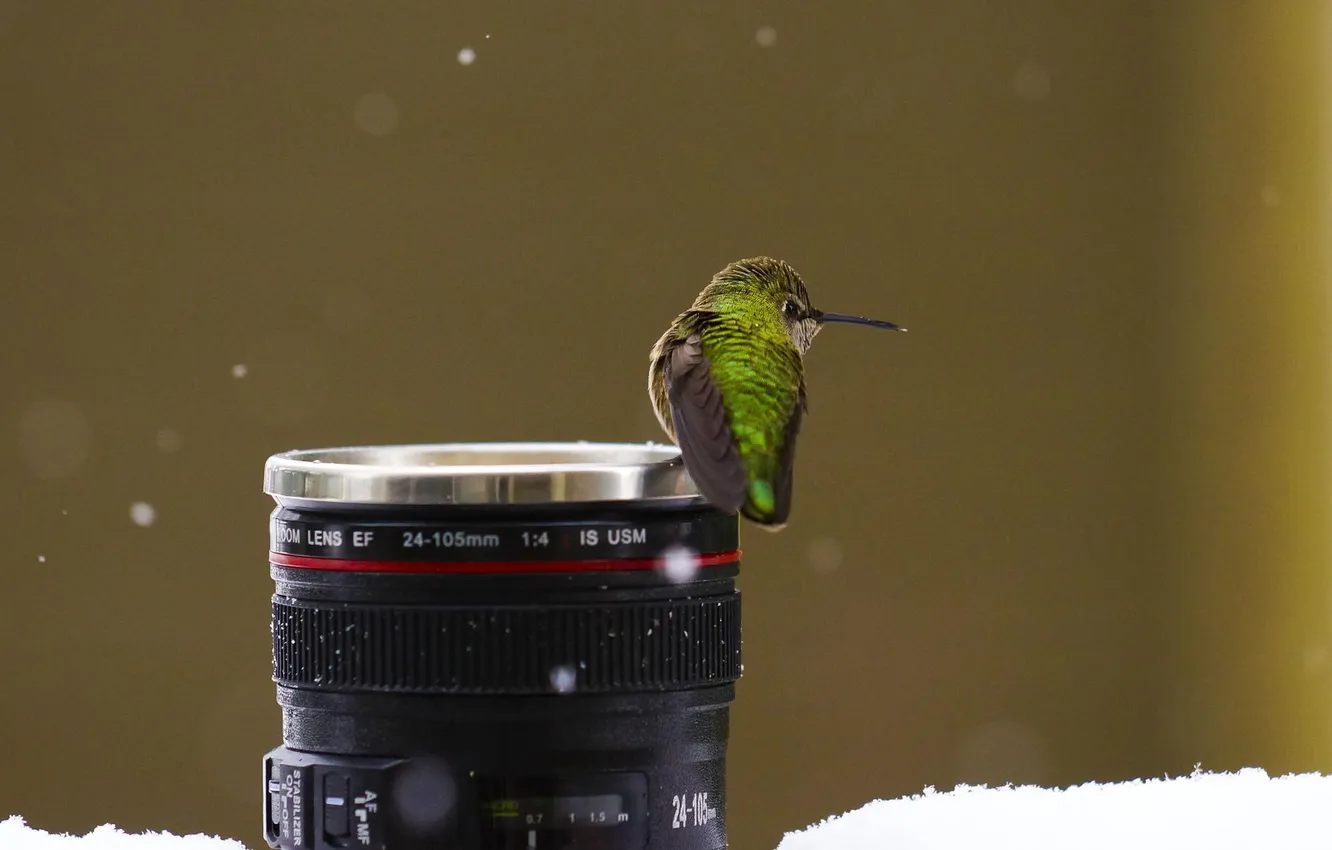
[649,256,905,531]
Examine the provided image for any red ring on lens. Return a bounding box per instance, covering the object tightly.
[268,550,742,574]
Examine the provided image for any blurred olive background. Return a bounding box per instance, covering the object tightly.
[3,1,1331,848]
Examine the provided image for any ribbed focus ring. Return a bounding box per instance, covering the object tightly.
[272,595,742,695]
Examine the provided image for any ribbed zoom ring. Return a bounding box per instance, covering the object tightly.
[272,595,742,694]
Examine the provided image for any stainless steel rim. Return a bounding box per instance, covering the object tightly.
[263,441,700,508]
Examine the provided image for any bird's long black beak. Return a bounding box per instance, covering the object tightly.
[813,311,907,332]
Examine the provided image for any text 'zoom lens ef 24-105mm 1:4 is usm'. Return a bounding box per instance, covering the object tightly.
[261,443,743,850]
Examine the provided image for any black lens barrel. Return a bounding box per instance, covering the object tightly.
[262,443,742,850]
[269,504,741,699]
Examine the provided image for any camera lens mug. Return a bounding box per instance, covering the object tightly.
[261,443,742,849]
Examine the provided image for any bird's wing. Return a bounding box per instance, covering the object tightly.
[664,333,748,514]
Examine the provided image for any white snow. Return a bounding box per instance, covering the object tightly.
[3,768,1328,848]
[777,768,1332,850]
[0,818,246,849]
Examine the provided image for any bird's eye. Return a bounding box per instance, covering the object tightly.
[783,300,800,317]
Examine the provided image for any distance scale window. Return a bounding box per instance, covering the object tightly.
[476,773,647,849]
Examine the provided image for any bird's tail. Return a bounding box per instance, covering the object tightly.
[739,480,789,532]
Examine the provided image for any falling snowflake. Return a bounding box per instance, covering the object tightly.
[18,398,92,480]
[130,502,157,527]
[808,537,844,574]
[549,665,576,694]
[457,48,476,66]
[659,545,701,583]
[353,93,399,137]
[392,759,458,833]
[155,428,183,453]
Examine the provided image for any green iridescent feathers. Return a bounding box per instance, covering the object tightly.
[649,258,810,530]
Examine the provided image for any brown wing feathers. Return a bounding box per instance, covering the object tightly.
[664,334,748,514]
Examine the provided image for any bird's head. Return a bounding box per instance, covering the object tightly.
[697,256,906,355]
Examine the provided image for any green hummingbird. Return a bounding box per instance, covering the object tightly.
[649,256,906,531]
